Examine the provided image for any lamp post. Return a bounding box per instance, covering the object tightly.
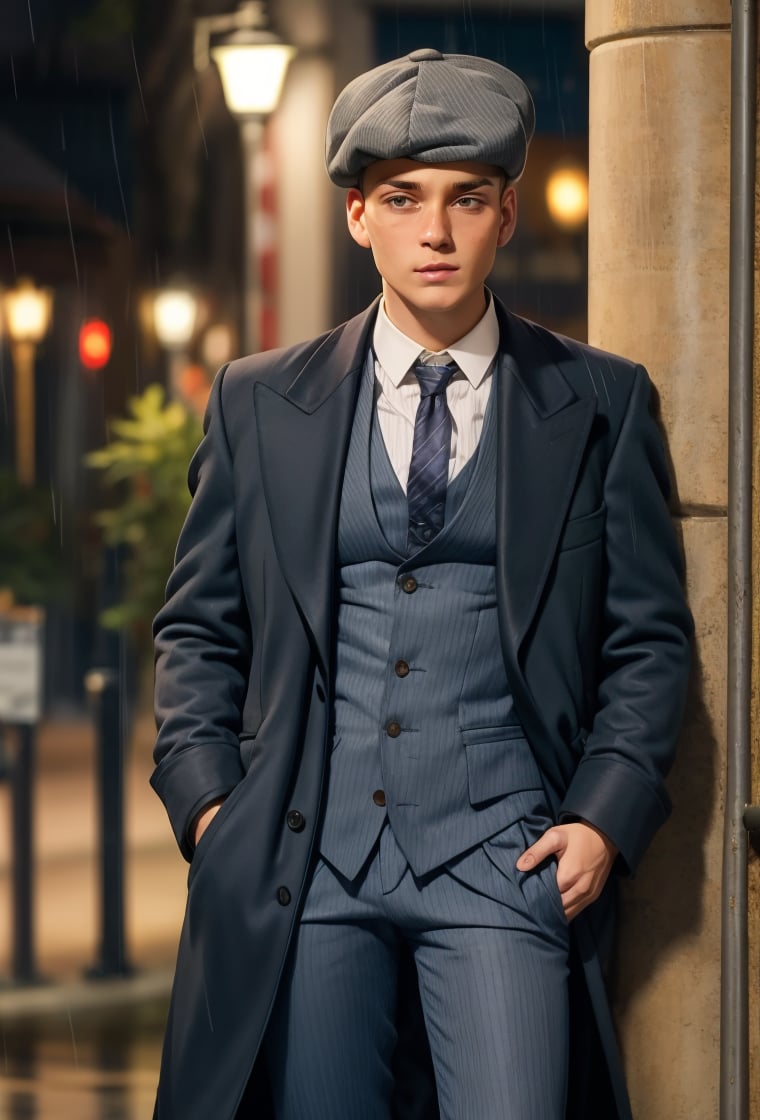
[195,2,294,353]
[3,278,53,487]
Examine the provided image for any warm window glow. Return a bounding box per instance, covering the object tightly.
[545,166,589,231]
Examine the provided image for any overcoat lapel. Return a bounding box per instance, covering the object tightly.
[254,296,596,673]
[495,307,597,654]
[254,302,379,674]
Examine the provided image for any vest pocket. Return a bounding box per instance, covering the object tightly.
[463,727,543,805]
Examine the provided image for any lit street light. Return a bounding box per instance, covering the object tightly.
[152,288,198,351]
[151,286,199,399]
[195,1,294,354]
[3,278,53,487]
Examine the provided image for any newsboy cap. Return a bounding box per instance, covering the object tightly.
[326,48,535,187]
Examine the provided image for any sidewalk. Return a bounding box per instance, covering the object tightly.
[0,708,187,1017]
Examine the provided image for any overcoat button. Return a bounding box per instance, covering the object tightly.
[286,809,305,832]
[400,576,417,594]
[386,720,401,738]
[373,790,387,807]
[395,660,410,678]
[277,886,292,906]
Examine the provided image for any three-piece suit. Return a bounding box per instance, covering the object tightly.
[151,294,692,1119]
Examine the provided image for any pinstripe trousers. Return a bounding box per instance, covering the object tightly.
[263,813,570,1120]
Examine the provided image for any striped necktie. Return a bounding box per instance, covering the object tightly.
[407,358,457,551]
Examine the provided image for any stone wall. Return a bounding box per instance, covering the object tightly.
[585,3,732,1116]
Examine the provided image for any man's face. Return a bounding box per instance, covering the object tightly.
[346,159,517,344]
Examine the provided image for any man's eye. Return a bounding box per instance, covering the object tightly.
[387,195,412,208]
[455,196,481,208]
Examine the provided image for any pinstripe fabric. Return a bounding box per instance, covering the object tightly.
[320,354,478,875]
[325,51,535,187]
[265,817,569,1120]
[319,356,546,881]
[406,361,456,549]
[371,384,474,557]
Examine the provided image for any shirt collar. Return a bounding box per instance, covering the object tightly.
[372,295,499,389]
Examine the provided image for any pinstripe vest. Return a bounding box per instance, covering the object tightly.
[319,354,544,880]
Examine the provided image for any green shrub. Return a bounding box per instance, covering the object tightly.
[86,384,202,640]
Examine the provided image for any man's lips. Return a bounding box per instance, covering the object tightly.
[416,264,459,278]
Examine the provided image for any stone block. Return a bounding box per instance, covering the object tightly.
[586,0,730,48]
[588,32,730,509]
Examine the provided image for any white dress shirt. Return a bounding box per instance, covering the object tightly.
[372,298,499,492]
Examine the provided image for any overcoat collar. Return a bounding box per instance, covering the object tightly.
[254,295,596,674]
[492,301,597,651]
[253,300,379,673]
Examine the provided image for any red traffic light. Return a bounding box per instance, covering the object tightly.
[79,319,112,370]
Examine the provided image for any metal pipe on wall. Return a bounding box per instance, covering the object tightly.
[721,0,757,1116]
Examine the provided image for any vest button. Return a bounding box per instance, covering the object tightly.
[286,809,305,832]
[373,789,387,807]
[386,720,401,738]
[400,576,417,594]
[277,886,292,906]
[395,660,410,678]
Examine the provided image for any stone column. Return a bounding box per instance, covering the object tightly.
[585,3,731,1117]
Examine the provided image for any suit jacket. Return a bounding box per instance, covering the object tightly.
[151,295,692,1120]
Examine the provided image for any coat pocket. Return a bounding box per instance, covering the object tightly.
[463,726,543,806]
[558,502,606,552]
[187,775,247,888]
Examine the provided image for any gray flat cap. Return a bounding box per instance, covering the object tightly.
[326,48,535,187]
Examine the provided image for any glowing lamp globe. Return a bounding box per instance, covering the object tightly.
[152,289,198,350]
[211,31,294,117]
[4,278,53,344]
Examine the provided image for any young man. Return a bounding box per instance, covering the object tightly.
[151,50,692,1120]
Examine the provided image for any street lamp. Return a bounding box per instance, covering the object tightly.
[2,278,53,487]
[151,286,199,399]
[195,1,294,353]
[152,288,198,351]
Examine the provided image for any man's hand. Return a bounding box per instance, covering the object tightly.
[516,821,618,922]
[192,797,226,849]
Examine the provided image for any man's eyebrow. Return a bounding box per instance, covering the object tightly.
[379,176,496,191]
[452,178,495,190]
[382,178,422,190]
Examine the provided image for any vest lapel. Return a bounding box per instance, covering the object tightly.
[494,305,597,654]
[254,302,378,674]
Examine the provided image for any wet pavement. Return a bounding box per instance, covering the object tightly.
[0,712,186,1118]
[1,996,165,1119]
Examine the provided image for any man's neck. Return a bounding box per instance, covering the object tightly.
[382,289,488,352]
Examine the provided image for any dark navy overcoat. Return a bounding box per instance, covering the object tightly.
[151,296,692,1119]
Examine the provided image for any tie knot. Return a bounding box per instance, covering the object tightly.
[412,361,456,398]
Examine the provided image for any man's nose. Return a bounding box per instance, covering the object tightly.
[420,204,453,249]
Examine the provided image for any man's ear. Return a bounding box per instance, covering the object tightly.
[346,188,372,248]
[497,185,518,248]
